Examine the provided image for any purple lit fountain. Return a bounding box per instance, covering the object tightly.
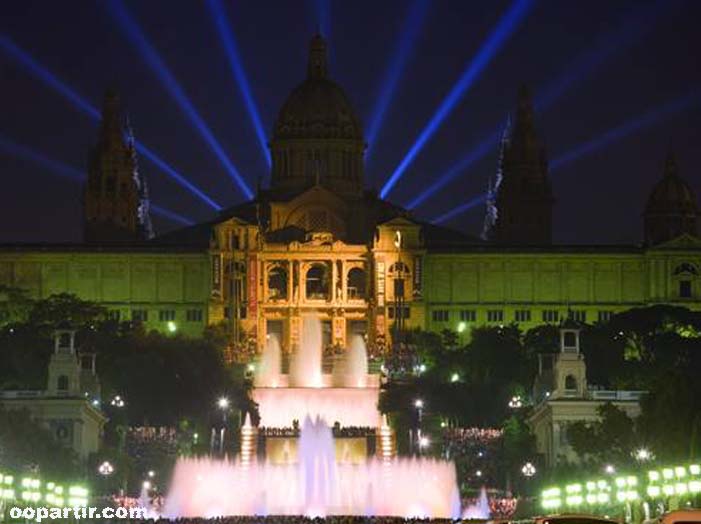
[163,316,462,519]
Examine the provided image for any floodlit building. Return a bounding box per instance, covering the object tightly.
[528,325,644,467]
[0,328,107,460]
[0,35,699,356]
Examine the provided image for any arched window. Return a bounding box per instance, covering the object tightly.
[389,261,410,275]
[673,263,698,298]
[306,264,330,300]
[57,375,69,392]
[268,265,288,300]
[564,375,577,391]
[347,267,366,299]
[59,333,71,348]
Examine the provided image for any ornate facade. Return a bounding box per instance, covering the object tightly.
[1,35,700,355]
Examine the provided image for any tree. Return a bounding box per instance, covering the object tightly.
[567,403,638,467]
[0,406,80,480]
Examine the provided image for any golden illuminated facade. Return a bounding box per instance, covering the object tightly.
[1,35,700,353]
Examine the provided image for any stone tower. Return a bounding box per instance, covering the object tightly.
[643,151,699,245]
[84,90,153,242]
[269,34,365,197]
[491,86,554,244]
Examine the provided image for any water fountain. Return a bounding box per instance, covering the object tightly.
[164,316,463,518]
[462,486,491,519]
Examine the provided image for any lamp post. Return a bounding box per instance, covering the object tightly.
[413,398,424,455]
[216,397,230,455]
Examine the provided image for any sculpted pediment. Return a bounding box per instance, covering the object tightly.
[648,233,701,251]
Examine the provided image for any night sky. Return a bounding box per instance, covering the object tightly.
[1,0,700,244]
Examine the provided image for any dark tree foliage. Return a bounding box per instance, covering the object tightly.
[0,406,80,480]
[567,403,638,467]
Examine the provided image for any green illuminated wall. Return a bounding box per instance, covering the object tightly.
[0,249,210,337]
[423,243,701,335]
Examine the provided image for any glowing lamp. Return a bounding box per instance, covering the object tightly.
[647,485,661,498]
[167,321,177,333]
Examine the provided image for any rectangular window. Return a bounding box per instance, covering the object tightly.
[230,232,240,250]
[224,307,247,320]
[679,280,692,298]
[158,310,176,322]
[388,306,410,319]
[459,310,476,322]
[132,309,148,322]
[107,310,121,322]
[393,279,405,299]
[186,309,203,322]
[487,310,504,323]
[514,309,531,322]
[432,310,449,322]
[598,310,614,323]
[542,310,559,323]
[567,310,587,323]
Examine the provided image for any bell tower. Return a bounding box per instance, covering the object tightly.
[491,86,554,244]
[84,90,153,242]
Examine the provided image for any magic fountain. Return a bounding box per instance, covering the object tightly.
[164,316,463,518]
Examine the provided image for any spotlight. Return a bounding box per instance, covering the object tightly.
[407,127,502,209]
[0,34,220,210]
[380,0,534,199]
[105,1,253,199]
[406,0,676,211]
[365,0,429,158]
[431,90,701,225]
[550,91,701,172]
[0,135,196,227]
[150,205,194,227]
[207,0,270,168]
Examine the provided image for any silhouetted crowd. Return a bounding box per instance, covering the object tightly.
[258,426,376,438]
[124,517,470,524]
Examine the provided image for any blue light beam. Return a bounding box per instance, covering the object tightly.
[105,0,253,199]
[0,34,221,211]
[0,135,194,226]
[207,0,270,168]
[407,0,676,210]
[431,90,701,224]
[379,0,534,199]
[365,0,430,158]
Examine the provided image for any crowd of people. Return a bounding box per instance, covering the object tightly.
[124,517,478,524]
[258,425,376,438]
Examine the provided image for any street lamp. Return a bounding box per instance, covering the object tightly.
[508,395,523,409]
[414,399,424,409]
[450,373,460,383]
[521,462,537,477]
[216,397,230,455]
[604,464,616,475]
[419,436,430,449]
[110,395,125,408]
[98,461,114,476]
[217,397,230,410]
[634,448,653,462]
[147,470,155,478]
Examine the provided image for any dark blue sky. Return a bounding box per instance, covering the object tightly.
[1,0,700,243]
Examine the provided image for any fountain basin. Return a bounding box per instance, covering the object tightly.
[253,385,381,428]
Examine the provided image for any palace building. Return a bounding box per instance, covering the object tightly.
[0,35,700,357]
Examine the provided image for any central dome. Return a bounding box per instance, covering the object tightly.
[269,35,366,197]
[273,35,363,141]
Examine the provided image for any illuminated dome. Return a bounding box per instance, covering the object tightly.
[644,152,699,244]
[269,35,365,197]
[273,35,362,141]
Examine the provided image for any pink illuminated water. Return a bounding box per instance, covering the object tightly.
[164,417,461,518]
[462,487,491,519]
[164,315,462,518]
[289,317,323,387]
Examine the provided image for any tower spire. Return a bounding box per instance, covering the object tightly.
[307,33,328,79]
